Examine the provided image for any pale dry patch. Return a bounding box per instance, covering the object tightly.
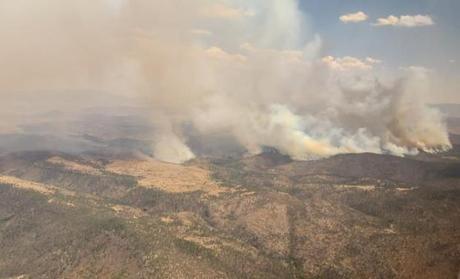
[442,156,460,161]
[382,225,397,234]
[106,159,228,196]
[111,204,147,219]
[396,187,418,192]
[240,191,256,197]
[182,236,220,250]
[0,175,55,195]
[47,156,102,175]
[160,216,175,224]
[48,198,76,208]
[0,175,81,198]
[336,185,376,191]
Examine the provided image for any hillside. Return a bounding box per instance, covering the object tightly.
[0,149,459,278]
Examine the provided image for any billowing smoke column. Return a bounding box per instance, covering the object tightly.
[0,0,451,163]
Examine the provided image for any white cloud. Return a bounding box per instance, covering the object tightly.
[205,47,247,63]
[339,11,368,23]
[322,56,381,71]
[200,3,254,19]
[374,15,434,27]
[401,66,433,79]
[366,57,382,64]
[449,59,456,64]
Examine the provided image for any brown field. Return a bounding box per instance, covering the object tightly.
[106,158,229,196]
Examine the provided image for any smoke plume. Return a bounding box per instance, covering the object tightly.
[0,0,451,163]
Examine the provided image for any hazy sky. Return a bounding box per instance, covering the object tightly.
[0,0,455,162]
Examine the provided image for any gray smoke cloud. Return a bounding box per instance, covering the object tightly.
[0,0,451,163]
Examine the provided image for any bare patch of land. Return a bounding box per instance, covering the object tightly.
[106,158,229,196]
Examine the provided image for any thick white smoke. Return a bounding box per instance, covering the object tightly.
[0,0,451,163]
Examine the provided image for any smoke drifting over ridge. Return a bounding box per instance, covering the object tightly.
[0,0,452,163]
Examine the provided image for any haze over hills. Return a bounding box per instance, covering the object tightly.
[434,104,460,118]
[1,102,460,158]
[434,104,460,135]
